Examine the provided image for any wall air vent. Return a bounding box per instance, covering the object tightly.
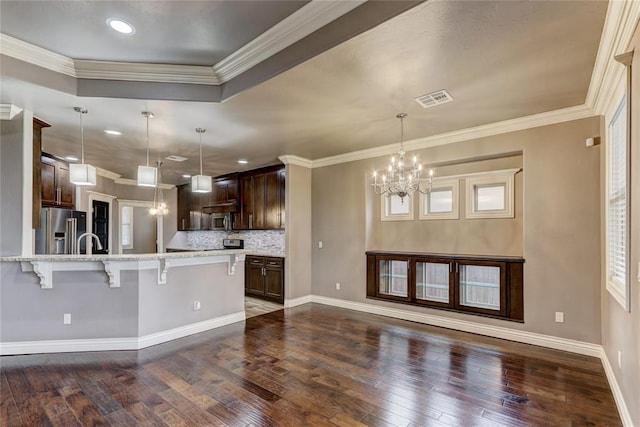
[414,89,454,109]
[165,155,188,162]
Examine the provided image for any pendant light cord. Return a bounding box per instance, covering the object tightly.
[80,110,85,164]
[146,115,150,167]
[199,132,203,175]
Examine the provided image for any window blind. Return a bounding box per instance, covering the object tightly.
[607,96,627,289]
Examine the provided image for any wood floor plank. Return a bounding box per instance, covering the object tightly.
[0,303,621,426]
[0,371,22,426]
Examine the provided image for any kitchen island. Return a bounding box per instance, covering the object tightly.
[0,250,248,355]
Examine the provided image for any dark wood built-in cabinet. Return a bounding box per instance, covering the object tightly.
[41,152,74,209]
[245,255,284,303]
[366,251,524,322]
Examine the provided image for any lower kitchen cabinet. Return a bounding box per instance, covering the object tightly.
[245,256,284,304]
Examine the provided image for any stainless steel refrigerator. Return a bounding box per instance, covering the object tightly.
[35,208,87,254]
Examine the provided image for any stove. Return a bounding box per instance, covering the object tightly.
[222,238,244,249]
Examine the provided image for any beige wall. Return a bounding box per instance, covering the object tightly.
[601,25,640,424]
[312,117,601,343]
[370,155,523,256]
[285,163,312,300]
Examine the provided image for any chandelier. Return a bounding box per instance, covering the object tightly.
[372,113,433,202]
[149,161,168,216]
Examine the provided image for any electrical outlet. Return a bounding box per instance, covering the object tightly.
[63,313,71,325]
[193,300,201,311]
[318,241,323,249]
[618,350,622,369]
[555,312,564,323]
[336,282,341,290]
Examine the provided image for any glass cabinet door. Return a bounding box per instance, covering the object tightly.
[415,259,452,306]
[457,261,506,315]
[378,258,409,298]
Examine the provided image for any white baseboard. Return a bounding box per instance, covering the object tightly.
[284,295,313,308]
[138,312,246,349]
[0,311,245,356]
[310,295,602,357]
[600,348,634,427]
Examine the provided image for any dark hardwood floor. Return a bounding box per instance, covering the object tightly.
[1,304,621,426]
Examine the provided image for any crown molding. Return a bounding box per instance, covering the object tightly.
[278,155,313,168]
[0,0,364,86]
[0,103,23,120]
[311,104,594,168]
[0,33,76,77]
[114,177,174,190]
[213,0,366,82]
[74,60,220,85]
[586,0,640,114]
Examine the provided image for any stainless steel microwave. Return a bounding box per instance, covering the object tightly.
[209,212,232,231]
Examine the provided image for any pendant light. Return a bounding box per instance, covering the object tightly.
[149,161,168,216]
[191,127,212,193]
[69,107,97,186]
[371,113,433,203]
[137,111,157,187]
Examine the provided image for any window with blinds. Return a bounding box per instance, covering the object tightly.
[606,95,628,310]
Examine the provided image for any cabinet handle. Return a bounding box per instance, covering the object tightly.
[56,187,61,204]
[249,214,253,229]
[182,218,185,229]
[450,263,453,273]
[262,267,266,276]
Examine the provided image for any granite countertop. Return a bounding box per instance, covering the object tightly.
[167,246,285,258]
[0,249,250,262]
[1,249,285,262]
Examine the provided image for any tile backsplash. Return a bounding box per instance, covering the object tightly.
[168,230,285,255]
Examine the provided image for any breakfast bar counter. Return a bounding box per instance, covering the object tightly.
[0,251,248,355]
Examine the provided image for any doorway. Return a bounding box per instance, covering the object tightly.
[92,200,109,254]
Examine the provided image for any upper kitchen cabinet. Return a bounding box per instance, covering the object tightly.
[177,182,209,231]
[237,165,285,230]
[32,118,51,228]
[212,173,239,207]
[41,152,74,209]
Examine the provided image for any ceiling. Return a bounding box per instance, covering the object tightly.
[0,0,608,185]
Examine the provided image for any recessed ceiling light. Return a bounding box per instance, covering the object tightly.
[65,156,79,162]
[104,129,122,136]
[106,18,135,35]
[182,174,191,178]
[237,159,248,164]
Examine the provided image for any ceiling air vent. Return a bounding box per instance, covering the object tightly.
[165,155,188,162]
[414,89,453,109]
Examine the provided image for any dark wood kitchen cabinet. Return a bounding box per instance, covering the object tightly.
[177,182,210,231]
[32,118,51,228]
[41,153,74,209]
[245,255,284,304]
[212,173,239,206]
[237,165,285,230]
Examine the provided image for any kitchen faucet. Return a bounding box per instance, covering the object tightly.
[77,233,103,254]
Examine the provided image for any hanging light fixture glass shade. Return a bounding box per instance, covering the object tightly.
[149,161,168,216]
[137,111,157,187]
[191,127,212,193]
[69,107,97,186]
[371,113,433,202]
